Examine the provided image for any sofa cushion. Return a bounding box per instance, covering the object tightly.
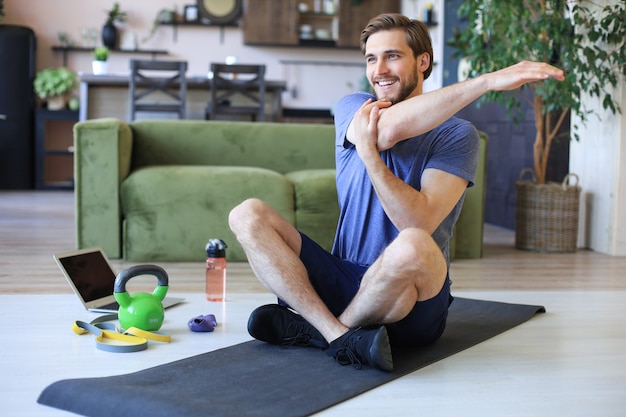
[286,169,339,252]
[121,165,295,262]
[130,120,336,174]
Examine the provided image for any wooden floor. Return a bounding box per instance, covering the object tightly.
[1,190,625,294]
[2,191,626,417]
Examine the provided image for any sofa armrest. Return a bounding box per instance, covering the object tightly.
[451,131,488,259]
[74,118,133,259]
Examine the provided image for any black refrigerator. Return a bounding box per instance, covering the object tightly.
[0,25,36,189]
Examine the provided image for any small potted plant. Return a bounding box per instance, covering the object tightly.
[33,67,78,110]
[142,7,177,43]
[92,46,109,75]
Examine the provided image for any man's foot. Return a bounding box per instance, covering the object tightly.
[247,304,328,349]
[326,326,393,372]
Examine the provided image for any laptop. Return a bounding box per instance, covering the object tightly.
[54,247,184,313]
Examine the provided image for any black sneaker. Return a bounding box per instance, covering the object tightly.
[247,304,328,349]
[326,326,393,372]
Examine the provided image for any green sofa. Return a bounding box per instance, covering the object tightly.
[74,118,486,262]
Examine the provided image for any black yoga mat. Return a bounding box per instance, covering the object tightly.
[38,298,545,417]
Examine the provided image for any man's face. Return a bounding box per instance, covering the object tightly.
[364,29,421,104]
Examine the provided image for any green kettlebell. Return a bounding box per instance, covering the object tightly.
[114,264,169,331]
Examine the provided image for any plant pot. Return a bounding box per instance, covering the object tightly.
[159,10,175,23]
[102,23,117,49]
[47,95,66,111]
[515,169,581,253]
[92,60,109,75]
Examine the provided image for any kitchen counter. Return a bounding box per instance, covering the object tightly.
[78,73,287,122]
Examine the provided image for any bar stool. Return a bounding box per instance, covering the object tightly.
[205,63,266,122]
[129,60,188,120]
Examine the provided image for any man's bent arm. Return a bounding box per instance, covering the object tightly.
[351,61,564,150]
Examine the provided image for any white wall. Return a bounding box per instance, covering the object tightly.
[3,0,443,110]
[568,0,626,256]
[401,0,445,92]
[570,79,626,256]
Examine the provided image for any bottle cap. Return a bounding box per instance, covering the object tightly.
[206,238,227,258]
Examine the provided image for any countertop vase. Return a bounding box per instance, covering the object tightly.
[102,23,117,49]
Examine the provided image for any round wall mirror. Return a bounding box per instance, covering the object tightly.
[197,0,242,24]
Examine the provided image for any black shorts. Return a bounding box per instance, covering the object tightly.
[293,232,453,347]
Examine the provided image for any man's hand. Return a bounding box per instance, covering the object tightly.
[482,60,565,92]
[352,98,391,159]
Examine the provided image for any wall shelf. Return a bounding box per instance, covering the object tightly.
[280,59,363,67]
[298,12,337,18]
[52,46,168,66]
[299,39,336,48]
[160,20,238,27]
[159,20,238,43]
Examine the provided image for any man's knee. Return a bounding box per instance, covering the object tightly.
[389,229,434,264]
[384,228,445,278]
[229,198,266,234]
[393,228,447,298]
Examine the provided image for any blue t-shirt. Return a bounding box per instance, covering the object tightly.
[332,92,480,268]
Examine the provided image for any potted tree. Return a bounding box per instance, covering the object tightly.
[450,0,625,252]
[92,46,109,75]
[102,2,126,49]
[33,67,78,110]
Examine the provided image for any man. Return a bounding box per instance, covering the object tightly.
[229,13,564,372]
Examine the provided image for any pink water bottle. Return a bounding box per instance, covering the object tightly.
[205,239,227,301]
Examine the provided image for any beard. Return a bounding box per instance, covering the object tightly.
[372,69,419,104]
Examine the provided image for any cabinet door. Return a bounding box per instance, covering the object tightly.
[243,0,299,46]
[337,0,401,48]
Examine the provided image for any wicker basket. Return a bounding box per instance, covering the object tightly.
[515,169,581,252]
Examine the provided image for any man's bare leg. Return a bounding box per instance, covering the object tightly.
[338,227,448,329]
[320,227,446,371]
[228,198,347,341]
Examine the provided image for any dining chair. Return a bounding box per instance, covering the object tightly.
[129,59,188,120]
[206,63,266,122]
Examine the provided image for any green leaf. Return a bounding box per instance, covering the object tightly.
[449,0,625,182]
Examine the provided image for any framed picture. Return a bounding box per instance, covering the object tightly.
[184,5,199,22]
[197,0,242,24]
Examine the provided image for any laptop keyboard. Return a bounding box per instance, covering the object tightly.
[99,301,120,311]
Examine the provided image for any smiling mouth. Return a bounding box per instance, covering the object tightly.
[376,79,397,88]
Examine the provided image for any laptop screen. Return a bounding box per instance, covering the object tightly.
[57,250,116,302]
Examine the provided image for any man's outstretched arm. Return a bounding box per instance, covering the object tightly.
[374,61,564,150]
